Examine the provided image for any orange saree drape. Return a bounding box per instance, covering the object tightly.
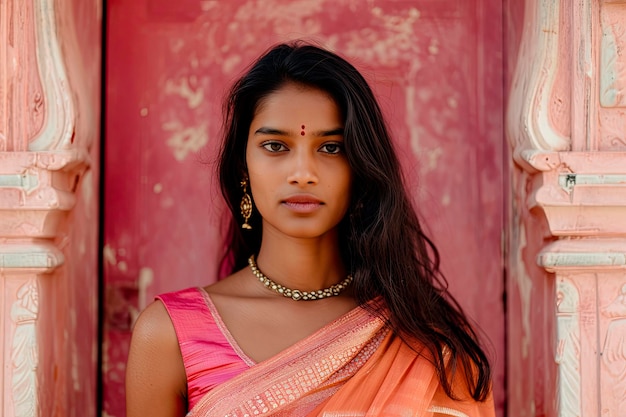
[188,304,495,417]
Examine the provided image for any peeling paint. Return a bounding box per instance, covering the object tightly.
[200,1,218,12]
[134,267,155,326]
[164,76,204,109]
[223,55,242,75]
[103,244,116,266]
[153,183,163,194]
[138,268,154,309]
[163,122,208,161]
[140,107,148,117]
[425,147,443,171]
[117,261,128,272]
[103,245,128,271]
[428,39,440,55]
[406,85,420,155]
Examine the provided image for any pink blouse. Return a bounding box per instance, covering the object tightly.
[156,287,254,410]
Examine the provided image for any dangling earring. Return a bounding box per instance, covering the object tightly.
[240,179,252,229]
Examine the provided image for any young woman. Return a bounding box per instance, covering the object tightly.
[126,41,495,417]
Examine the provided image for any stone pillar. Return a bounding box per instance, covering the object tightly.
[506,0,626,416]
[0,0,101,416]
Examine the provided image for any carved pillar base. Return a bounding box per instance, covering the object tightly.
[541,239,626,417]
[0,151,86,416]
[1,274,39,417]
[532,152,626,416]
[540,237,626,417]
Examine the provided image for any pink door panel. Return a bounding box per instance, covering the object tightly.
[104,1,504,415]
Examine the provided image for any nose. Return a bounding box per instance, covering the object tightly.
[286,149,318,185]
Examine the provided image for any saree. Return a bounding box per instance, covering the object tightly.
[188,303,495,417]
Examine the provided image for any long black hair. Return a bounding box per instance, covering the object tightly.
[217,41,491,401]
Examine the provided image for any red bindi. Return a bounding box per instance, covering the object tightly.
[300,124,306,136]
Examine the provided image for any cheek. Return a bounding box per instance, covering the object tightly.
[337,167,353,211]
[247,168,273,212]
[246,147,275,179]
[247,154,272,182]
[245,147,262,184]
[247,174,264,203]
[340,163,353,192]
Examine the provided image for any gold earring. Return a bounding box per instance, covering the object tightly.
[240,179,252,229]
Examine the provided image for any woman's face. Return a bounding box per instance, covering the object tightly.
[245,83,352,240]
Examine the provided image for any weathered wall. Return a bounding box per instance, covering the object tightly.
[103,1,504,416]
[0,0,101,416]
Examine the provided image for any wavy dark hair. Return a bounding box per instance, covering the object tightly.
[217,41,491,401]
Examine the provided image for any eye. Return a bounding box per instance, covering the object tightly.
[261,141,288,152]
[319,142,343,154]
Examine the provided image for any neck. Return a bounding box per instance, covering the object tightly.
[254,227,347,292]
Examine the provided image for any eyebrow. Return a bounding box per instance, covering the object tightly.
[254,127,344,137]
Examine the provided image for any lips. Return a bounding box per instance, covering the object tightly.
[282,195,323,213]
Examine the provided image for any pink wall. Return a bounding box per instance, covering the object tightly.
[103,1,504,415]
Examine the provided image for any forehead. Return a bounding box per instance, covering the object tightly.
[252,84,343,127]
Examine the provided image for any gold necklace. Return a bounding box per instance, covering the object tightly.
[248,255,353,301]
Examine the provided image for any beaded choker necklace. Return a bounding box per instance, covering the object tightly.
[247,255,353,301]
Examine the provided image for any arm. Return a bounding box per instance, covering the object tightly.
[126,300,187,417]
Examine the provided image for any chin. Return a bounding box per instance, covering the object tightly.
[279,222,341,240]
[284,228,332,240]
[261,216,344,240]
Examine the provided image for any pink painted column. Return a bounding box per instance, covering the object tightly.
[0,0,101,416]
[506,0,626,416]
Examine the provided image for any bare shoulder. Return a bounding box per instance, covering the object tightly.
[126,300,187,417]
[130,300,177,346]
